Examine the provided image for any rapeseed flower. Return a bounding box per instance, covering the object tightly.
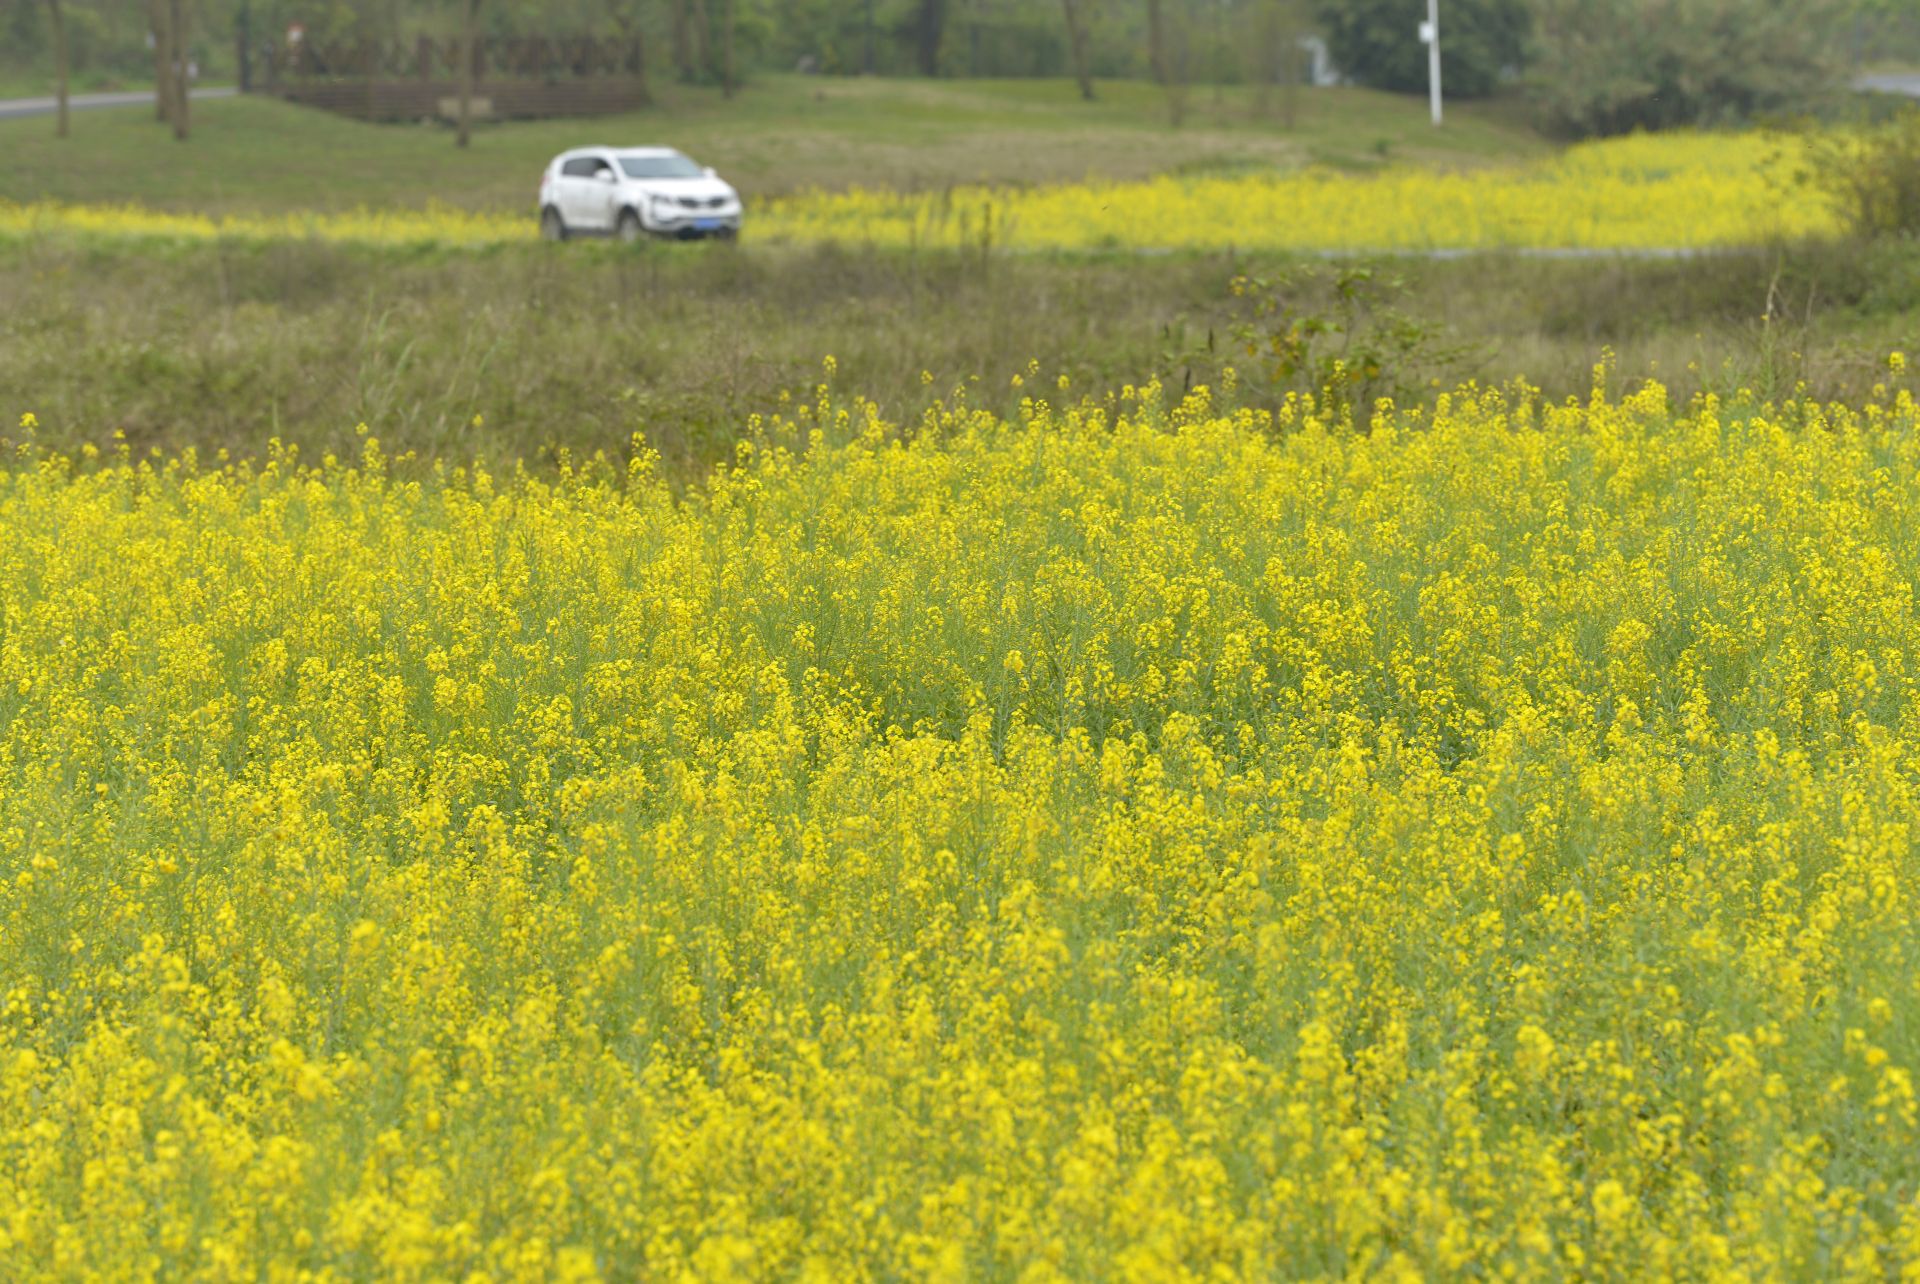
[0,130,1837,254]
[0,377,1918,1276]
[757,130,1830,251]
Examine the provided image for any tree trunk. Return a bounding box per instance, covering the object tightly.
[632,32,652,106]
[671,0,692,82]
[1145,0,1165,84]
[1254,0,1299,122]
[168,0,190,140]
[152,0,173,122]
[1161,0,1187,126]
[235,0,251,92]
[1279,0,1299,131]
[917,0,947,76]
[362,35,376,121]
[1060,0,1094,100]
[1211,0,1223,104]
[47,0,70,137]
[608,14,652,105]
[1253,0,1272,118]
[721,0,736,97]
[692,0,711,82]
[456,0,478,148]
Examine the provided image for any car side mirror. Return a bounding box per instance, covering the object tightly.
[703,167,717,179]
[597,170,617,184]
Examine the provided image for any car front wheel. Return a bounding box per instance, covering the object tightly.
[540,207,568,242]
[617,209,645,244]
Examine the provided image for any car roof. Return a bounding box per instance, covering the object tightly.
[551,145,689,163]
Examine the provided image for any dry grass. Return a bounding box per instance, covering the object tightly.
[4,237,1916,477]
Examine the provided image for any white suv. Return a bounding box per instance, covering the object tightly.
[538,147,743,243]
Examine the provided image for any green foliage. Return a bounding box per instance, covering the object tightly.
[1314,0,1529,99]
[1525,0,1850,138]
[0,0,173,86]
[1192,264,1477,421]
[1800,110,1920,241]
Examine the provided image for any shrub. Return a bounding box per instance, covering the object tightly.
[1801,110,1920,240]
[1525,0,1849,137]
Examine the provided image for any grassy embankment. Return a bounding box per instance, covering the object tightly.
[0,74,1544,213]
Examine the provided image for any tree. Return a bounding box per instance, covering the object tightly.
[669,0,692,80]
[1145,0,1165,83]
[455,0,479,147]
[168,0,189,140]
[46,0,71,137]
[1155,0,1188,124]
[151,0,172,121]
[602,0,653,105]
[1146,0,1186,123]
[234,0,252,92]
[150,0,191,137]
[1527,0,1851,136]
[1801,107,1920,240]
[1059,0,1093,99]
[915,0,947,75]
[1315,0,1528,99]
[692,0,710,80]
[1253,0,1308,127]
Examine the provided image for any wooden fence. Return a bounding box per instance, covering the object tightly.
[265,36,649,122]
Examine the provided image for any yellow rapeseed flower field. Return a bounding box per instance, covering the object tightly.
[0,130,1837,252]
[757,131,1834,252]
[0,201,527,248]
[4,372,1920,1279]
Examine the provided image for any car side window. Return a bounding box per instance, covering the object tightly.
[560,158,597,178]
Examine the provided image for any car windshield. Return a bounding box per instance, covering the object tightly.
[618,154,705,179]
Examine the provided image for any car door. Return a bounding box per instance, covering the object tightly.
[557,157,599,228]
[580,158,620,231]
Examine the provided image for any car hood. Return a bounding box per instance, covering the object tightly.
[624,176,738,201]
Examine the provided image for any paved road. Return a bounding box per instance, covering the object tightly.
[0,86,236,121]
[1856,73,1920,98]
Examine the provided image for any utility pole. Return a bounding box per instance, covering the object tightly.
[1420,0,1441,126]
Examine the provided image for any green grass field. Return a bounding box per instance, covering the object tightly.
[0,75,1546,213]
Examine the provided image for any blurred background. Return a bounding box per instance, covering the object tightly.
[6,0,1920,139]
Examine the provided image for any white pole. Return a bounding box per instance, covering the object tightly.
[1425,0,1443,126]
